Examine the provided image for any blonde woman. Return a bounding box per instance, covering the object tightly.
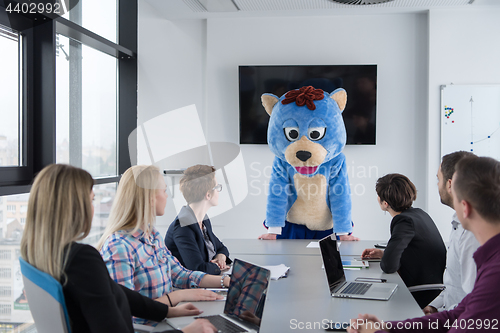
[98,165,230,325]
[165,165,231,274]
[20,164,215,333]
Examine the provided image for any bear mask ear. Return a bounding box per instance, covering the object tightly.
[261,94,279,116]
[330,89,347,112]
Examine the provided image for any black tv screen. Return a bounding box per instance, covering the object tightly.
[239,65,377,145]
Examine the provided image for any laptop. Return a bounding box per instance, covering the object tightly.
[319,235,397,301]
[195,258,271,333]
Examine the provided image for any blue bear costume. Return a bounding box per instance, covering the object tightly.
[262,86,353,239]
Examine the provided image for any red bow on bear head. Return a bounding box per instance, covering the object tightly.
[281,86,324,111]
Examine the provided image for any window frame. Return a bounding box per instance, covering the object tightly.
[0,12,33,190]
[0,0,137,194]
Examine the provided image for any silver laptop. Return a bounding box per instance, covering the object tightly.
[195,258,271,333]
[319,235,397,301]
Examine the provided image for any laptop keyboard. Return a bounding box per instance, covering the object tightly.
[197,315,249,333]
[340,282,372,295]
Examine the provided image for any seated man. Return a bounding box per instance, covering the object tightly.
[348,156,500,333]
[424,151,480,314]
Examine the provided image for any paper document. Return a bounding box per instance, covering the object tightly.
[306,241,319,248]
[308,241,341,248]
[262,264,290,280]
[342,260,369,268]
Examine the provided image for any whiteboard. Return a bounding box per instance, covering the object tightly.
[441,85,500,160]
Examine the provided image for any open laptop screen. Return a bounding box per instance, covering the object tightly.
[319,235,346,291]
[223,259,271,327]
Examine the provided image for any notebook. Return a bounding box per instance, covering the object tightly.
[319,235,397,301]
[195,258,271,333]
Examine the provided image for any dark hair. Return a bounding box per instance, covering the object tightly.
[453,157,500,223]
[441,151,476,181]
[180,165,216,204]
[376,173,417,212]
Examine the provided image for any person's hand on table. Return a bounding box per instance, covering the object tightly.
[423,305,438,315]
[258,233,277,240]
[338,234,360,241]
[166,303,202,318]
[210,253,227,270]
[361,248,384,259]
[347,314,388,333]
[181,319,217,333]
[167,289,224,306]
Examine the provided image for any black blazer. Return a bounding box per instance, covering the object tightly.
[62,243,178,333]
[380,207,446,308]
[165,206,231,275]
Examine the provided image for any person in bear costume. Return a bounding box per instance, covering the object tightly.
[258,86,358,240]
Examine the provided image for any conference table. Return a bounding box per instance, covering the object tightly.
[222,239,379,256]
[157,239,424,332]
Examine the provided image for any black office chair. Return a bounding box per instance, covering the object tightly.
[408,284,445,309]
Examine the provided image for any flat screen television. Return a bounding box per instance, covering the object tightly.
[239,65,377,145]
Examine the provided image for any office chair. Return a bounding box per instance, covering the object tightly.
[408,284,445,293]
[19,257,154,333]
[408,283,446,309]
[19,257,71,333]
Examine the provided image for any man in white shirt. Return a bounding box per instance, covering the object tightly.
[423,151,480,314]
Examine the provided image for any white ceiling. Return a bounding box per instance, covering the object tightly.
[146,0,500,20]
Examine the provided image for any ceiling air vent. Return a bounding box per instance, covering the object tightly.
[330,0,396,4]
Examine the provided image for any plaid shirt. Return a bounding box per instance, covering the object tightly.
[100,227,206,325]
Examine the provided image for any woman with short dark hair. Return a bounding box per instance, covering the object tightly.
[165,165,231,275]
[362,173,446,308]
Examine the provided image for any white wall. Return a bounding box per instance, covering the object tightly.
[138,3,206,123]
[138,1,208,235]
[138,8,500,241]
[426,8,500,237]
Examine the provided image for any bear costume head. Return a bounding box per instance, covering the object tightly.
[262,86,347,175]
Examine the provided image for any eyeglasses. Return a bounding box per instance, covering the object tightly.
[213,184,223,192]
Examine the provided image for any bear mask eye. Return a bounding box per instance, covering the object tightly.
[308,127,326,141]
[283,127,300,142]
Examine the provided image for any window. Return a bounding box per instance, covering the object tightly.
[0,251,10,261]
[0,287,11,297]
[62,0,118,43]
[0,0,136,191]
[0,0,136,328]
[0,25,22,168]
[0,269,11,279]
[0,304,11,316]
[56,35,118,178]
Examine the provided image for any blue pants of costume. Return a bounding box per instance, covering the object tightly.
[264,220,333,240]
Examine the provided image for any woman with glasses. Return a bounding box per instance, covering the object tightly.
[98,165,231,326]
[165,165,231,275]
